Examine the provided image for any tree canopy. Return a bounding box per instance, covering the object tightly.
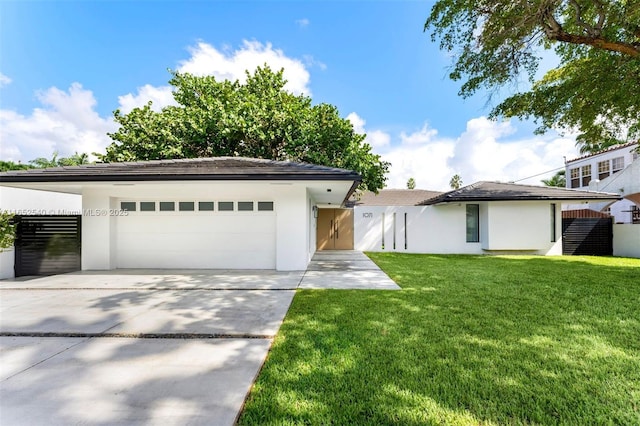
[541,170,567,187]
[425,0,640,153]
[102,66,389,192]
[0,152,90,172]
[450,174,463,189]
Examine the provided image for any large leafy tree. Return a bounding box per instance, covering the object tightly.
[425,0,640,153]
[103,66,389,192]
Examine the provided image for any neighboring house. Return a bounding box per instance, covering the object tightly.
[0,158,360,274]
[352,182,620,255]
[564,142,639,223]
[0,187,81,279]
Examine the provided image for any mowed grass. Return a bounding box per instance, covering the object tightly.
[239,255,640,425]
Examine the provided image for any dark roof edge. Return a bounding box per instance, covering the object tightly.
[423,195,621,205]
[341,180,362,206]
[0,173,361,183]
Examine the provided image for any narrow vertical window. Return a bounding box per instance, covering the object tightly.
[581,164,591,187]
[404,212,408,250]
[466,204,480,243]
[550,203,557,242]
[381,213,385,250]
[392,212,396,250]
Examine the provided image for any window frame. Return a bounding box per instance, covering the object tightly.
[597,160,610,180]
[581,164,592,187]
[466,204,480,243]
[570,167,580,188]
[612,156,624,172]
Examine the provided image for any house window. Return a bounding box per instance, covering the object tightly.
[258,202,274,211]
[179,202,194,211]
[238,201,254,211]
[581,165,591,187]
[597,160,610,180]
[570,168,580,188]
[159,202,175,211]
[612,157,624,173]
[140,202,156,212]
[466,204,480,243]
[198,202,214,211]
[120,202,136,212]
[218,202,234,211]
[550,203,557,242]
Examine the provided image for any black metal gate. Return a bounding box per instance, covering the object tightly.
[562,217,613,256]
[14,215,81,277]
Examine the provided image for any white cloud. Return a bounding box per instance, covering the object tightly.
[117,84,176,114]
[0,83,116,162]
[296,18,310,28]
[118,40,312,113]
[347,112,391,149]
[0,72,11,88]
[178,40,310,95]
[399,124,438,145]
[360,115,578,191]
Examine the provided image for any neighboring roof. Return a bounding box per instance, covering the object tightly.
[566,141,638,164]
[0,157,362,183]
[347,189,444,207]
[419,181,621,205]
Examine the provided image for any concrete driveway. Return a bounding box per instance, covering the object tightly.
[0,253,399,425]
[0,270,301,426]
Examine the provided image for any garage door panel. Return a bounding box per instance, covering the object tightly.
[117,215,273,234]
[116,211,276,269]
[117,248,275,269]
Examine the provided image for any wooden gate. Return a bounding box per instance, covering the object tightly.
[562,217,613,256]
[14,215,81,277]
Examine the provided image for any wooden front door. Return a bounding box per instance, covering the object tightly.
[317,208,354,250]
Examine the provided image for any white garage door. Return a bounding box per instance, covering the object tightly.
[116,201,276,269]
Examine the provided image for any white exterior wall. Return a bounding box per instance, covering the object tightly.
[613,224,640,258]
[354,201,562,255]
[80,181,312,271]
[274,184,309,271]
[483,202,562,254]
[355,204,483,254]
[0,187,81,279]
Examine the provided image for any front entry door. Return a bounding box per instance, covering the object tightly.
[317,208,354,250]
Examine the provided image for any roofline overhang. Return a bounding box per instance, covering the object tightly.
[341,180,362,206]
[0,173,361,183]
[422,196,622,206]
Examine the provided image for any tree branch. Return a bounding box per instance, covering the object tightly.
[552,30,640,57]
[537,1,639,57]
[569,0,596,36]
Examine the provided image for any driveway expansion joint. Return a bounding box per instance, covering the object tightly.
[1,332,275,339]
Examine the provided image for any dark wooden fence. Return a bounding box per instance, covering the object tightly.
[562,217,613,256]
[14,215,81,277]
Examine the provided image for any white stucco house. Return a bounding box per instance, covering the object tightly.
[0,158,628,278]
[0,158,360,274]
[351,183,621,255]
[564,141,639,223]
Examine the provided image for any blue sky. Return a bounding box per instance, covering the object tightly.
[0,0,578,190]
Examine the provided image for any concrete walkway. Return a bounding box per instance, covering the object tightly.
[0,251,398,425]
[299,250,400,290]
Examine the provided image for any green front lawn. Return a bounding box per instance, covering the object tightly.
[239,255,640,425]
